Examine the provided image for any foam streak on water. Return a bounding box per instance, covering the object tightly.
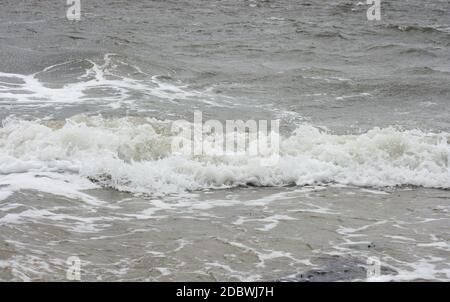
[0,54,226,115]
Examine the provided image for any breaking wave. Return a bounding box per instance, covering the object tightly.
[0,115,449,198]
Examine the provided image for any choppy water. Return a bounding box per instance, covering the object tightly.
[0,0,449,281]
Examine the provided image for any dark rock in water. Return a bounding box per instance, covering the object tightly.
[276,256,397,282]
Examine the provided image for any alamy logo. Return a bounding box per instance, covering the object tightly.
[366,0,381,21]
[66,256,81,281]
[66,0,81,21]
[366,256,381,280]
[171,111,280,166]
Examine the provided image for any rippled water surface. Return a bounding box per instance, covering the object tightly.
[0,0,449,281]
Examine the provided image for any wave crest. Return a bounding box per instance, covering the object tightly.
[1,115,449,197]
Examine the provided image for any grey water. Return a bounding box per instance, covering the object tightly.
[0,0,449,281]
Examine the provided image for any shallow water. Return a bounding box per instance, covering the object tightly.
[1,187,449,281]
[0,0,449,281]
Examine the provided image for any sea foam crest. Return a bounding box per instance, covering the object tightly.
[0,115,449,196]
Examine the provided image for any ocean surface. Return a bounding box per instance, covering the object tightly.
[0,0,449,281]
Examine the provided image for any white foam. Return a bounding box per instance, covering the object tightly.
[0,54,226,109]
[0,190,13,201]
[233,214,296,232]
[372,257,450,282]
[418,242,450,252]
[0,115,449,197]
[0,172,102,206]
